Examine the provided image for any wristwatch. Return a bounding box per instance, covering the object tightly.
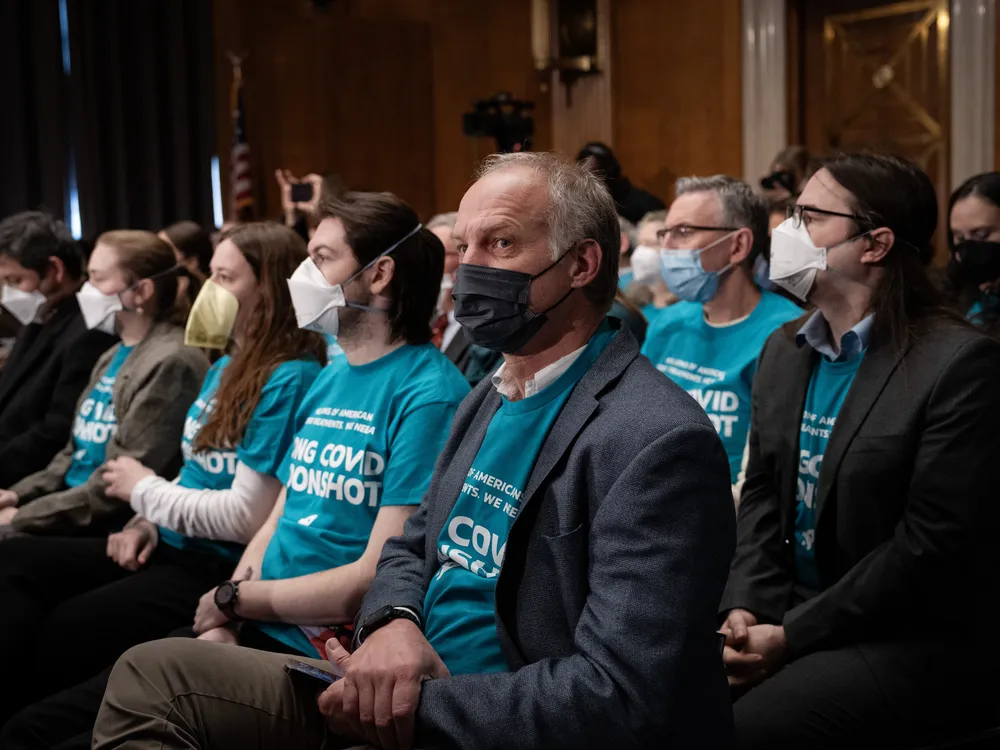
[357,605,421,646]
[214,580,242,621]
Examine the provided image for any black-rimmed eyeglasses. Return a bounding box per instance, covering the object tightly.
[655,224,740,245]
[786,204,866,229]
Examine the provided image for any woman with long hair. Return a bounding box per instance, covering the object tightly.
[945,172,1000,334]
[0,223,326,743]
[722,154,1000,747]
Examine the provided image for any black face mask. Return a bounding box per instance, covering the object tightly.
[452,252,575,354]
[953,240,1000,286]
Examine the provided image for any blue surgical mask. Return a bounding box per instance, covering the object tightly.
[659,232,737,302]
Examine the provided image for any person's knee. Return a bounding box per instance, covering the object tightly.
[106,638,199,703]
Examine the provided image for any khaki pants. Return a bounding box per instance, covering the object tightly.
[93,638,373,750]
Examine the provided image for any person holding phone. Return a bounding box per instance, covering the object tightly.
[275,169,345,242]
[0,223,326,746]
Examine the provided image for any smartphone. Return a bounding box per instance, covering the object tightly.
[290,183,314,203]
[284,659,339,687]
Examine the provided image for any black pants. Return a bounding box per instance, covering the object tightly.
[0,534,233,728]
[0,625,298,750]
[734,641,1000,749]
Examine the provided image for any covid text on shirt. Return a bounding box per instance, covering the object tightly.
[285,435,385,507]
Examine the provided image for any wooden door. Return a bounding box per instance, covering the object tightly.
[792,0,950,259]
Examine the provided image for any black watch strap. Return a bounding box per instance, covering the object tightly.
[357,605,421,646]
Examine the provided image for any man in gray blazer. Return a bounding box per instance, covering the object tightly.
[93,153,736,750]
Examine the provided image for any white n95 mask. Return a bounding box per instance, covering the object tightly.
[287,223,423,336]
[76,282,123,335]
[629,245,661,285]
[0,285,46,325]
[287,259,350,336]
[768,219,827,301]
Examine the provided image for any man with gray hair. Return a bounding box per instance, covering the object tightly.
[93,153,736,750]
[641,175,802,490]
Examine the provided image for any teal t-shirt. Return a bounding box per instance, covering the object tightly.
[795,353,864,590]
[618,269,635,290]
[257,344,470,655]
[968,295,999,326]
[423,321,616,676]
[641,291,801,481]
[64,345,133,488]
[158,355,323,560]
[642,303,670,327]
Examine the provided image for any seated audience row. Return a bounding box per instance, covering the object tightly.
[0,152,997,750]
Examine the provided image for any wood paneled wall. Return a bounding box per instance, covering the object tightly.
[213,0,746,220]
[612,0,744,204]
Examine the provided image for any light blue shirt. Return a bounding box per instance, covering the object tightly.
[795,311,874,362]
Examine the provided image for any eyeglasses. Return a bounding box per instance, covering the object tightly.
[786,204,867,229]
[655,225,739,245]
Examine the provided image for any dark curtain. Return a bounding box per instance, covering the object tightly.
[0,0,69,219]
[67,0,215,236]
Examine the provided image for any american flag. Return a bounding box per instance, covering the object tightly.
[230,60,254,219]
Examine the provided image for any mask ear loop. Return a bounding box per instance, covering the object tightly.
[340,224,423,313]
[695,229,742,277]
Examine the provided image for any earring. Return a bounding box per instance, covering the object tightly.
[137,306,145,316]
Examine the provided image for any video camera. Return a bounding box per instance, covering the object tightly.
[462,93,535,154]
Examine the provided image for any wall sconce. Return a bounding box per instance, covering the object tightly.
[532,0,601,105]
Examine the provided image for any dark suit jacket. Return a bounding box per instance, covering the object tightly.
[0,294,116,488]
[721,316,1000,660]
[358,319,737,750]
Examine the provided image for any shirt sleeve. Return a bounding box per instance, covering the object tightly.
[238,362,319,478]
[381,401,459,507]
[131,461,282,543]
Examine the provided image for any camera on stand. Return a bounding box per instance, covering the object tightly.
[462,93,535,154]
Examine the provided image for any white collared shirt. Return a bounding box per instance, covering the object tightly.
[490,342,590,401]
[440,311,462,352]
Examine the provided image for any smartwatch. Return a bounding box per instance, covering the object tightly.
[357,605,421,646]
[214,580,242,621]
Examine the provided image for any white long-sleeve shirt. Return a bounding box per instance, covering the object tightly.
[130,461,281,543]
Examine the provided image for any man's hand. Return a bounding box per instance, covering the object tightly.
[103,456,155,501]
[723,620,788,689]
[0,489,18,509]
[720,608,757,650]
[197,625,240,645]
[721,608,764,687]
[193,586,230,634]
[339,619,449,750]
[0,505,17,525]
[317,640,365,742]
[106,519,158,571]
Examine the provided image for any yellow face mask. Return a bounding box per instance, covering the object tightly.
[185,279,240,350]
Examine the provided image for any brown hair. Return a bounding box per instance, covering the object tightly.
[96,230,188,323]
[161,220,213,276]
[822,153,962,350]
[317,191,441,345]
[193,222,327,452]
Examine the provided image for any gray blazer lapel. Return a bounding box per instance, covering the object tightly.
[427,389,502,538]
[816,339,911,521]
